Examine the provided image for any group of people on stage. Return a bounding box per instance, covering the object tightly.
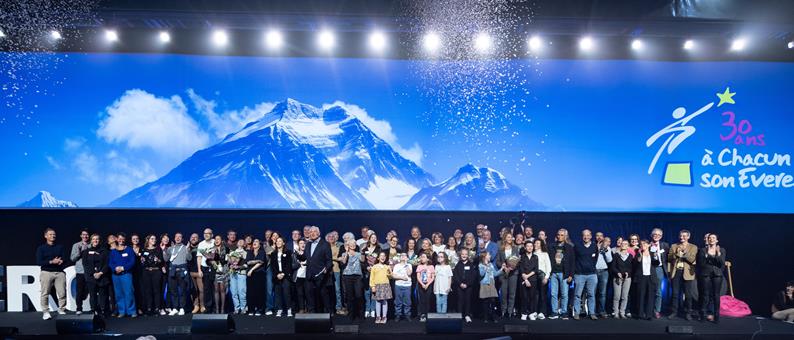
[32,222,787,324]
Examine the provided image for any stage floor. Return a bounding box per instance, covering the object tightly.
[1,312,793,339]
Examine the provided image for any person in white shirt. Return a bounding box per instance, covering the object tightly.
[196,228,216,312]
[533,239,551,320]
[392,253,413,321]
[356,226,370,249]
[434,252,454,314]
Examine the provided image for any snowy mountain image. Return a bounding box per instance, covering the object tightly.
[401,164,543,211]
[109,99,541,210]
[18,191,78,208]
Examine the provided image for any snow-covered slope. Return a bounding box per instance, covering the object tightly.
[18,191,78,208]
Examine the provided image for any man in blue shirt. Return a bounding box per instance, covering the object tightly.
[478,229,498,264]
[573,229,599,320]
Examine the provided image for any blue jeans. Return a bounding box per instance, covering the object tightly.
[364,286,373,313]
[654,266,665,314]
[229,272,247,311]
[112,273,136,316]
[435,293,448,313]
[266,267,274,311]
[573,274,597,316]
[334,272,342,310]
[395,285,411,317]
[596,269,609,314]
[549,272,569,315]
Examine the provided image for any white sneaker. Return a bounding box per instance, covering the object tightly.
[265,311,273,316]
[75,311,82,315]
[159,309,167,316]
[57,309,67,315]
[538,313,546,320]
[521,314,528,321]
[529,313,537,321]
[43,312,52,320]
[464,316,472,323]
[365,311,371,318]
[169,309,179,316]
[276,311,282,317]
[178,308,185,316]
[287,309,293,317]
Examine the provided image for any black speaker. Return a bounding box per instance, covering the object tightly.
[426,313,462,334]
[504,324,529,333]
[191,314,235,334]
[55,314,105,334]
[295,313,332,333]
[0,327,19,336]
[334,324,359,334]
[667,325,694,334]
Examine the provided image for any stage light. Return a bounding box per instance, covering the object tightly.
[579,36,594,51]
[474,32,492,53]
[423,32,441,53]
[212,30,228,47]
[730,38,746,51]
[369,31,387,52]
[683,40,695,50]
[50,30,62,40]
[788,41,793,49]
[265,30,283,50]
[317,30,335,51]
[105,29,118,42]
[528,35,543,52]
[631,39,643,51]
[159,31,171,43]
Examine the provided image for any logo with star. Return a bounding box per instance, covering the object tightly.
[717,87,736,107]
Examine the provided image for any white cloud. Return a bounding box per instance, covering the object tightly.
[45,155,62,170]
[186,89,276,139]
[321,101,424,166]
[97,89,210,160]
[64,137,86,151]
[72,149,157,195]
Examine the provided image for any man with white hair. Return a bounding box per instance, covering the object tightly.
[306,226,333,312]
[326,231,344,314]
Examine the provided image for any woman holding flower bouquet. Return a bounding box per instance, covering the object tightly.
[496,233,520,319]
[227,239,248,314]
[362,234,381,318]
[211,235,229,314]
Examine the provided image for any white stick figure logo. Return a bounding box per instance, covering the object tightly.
[646,102,713,174]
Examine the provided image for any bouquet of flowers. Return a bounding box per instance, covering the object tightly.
[227,248,247,274]
[506,255,520,271]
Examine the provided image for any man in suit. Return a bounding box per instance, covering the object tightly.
[667,229,698,320]
[477,229,498,264]
[305,226,333,313]
[650,228,671,319]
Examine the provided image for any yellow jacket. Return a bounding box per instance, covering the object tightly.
[667,243,698,280]
[369,263,391,287]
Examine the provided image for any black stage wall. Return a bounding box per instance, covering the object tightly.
[1,209,792,316]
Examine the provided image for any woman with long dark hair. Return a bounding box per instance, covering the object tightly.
[271,236,294,317]
[246,239,267,315]
[140,235,166,315]
[211,235,228,314]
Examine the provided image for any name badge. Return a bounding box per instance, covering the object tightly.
[464,266,470,270]
[89,251,97,255]
[143,252,150,256]
[592,253,596,258]
[122,253,129,257]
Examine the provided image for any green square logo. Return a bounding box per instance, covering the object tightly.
[663,162,692,186]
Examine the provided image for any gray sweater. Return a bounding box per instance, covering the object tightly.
[165,243,192,266]
[70,241,89,274]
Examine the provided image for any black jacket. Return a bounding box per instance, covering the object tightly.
[632,251,661,279]
[610,251,634,278]
[495,245,520,277]
[305,238,333,281]
[548,241,575,278]
[696,246,726,277]
[82,246,110,286]
[270,248,294,281]
[452,259,479,288]
[518,252,539,284]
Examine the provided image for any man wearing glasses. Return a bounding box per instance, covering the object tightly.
[197,228,216,312]
[649,228,670,319]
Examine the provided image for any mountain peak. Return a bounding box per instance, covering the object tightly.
[18,191,78,208]
[271,98,321,120]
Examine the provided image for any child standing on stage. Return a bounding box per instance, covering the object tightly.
[392,253,413,321]
[434,252,454,314]
[370,251,393,324]
[478,252,504,323]
[415,252,436,322]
